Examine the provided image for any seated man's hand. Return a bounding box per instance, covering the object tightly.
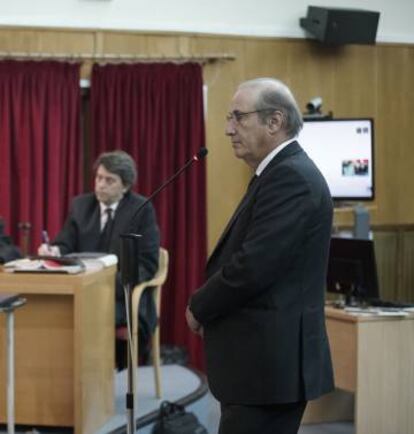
[37,244,61,257]
[185,306,203,337]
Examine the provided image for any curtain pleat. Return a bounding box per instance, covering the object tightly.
[0,60,83,253]
[90,62,207,368]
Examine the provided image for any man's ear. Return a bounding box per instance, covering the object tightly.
[267,111,284,134]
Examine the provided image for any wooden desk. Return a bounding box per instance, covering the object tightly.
[303,307,414,434]
[0,266,116,434]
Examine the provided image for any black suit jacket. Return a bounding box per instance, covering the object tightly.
[190,142,334,405]
[53,191,160,330]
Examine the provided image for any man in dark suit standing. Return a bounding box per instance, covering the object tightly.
[39,150,160,364]
[186,78,334,434]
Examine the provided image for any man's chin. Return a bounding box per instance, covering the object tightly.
[96,193,109,204]
[232,148,245,160]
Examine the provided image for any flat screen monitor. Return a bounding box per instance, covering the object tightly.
[327,237,379,302]
[298,118,375,201]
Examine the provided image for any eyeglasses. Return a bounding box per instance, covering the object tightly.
[226,109,275,123]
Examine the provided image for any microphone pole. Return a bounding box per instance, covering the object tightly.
[127,147,208,231]
[121,147,208,434]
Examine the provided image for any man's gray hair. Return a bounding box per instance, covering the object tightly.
[239,78,303,137]
[94,150,137,189]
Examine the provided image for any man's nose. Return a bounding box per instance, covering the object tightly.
[225,120,236,136]
[96,179,106,188]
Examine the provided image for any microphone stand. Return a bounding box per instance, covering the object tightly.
[120,233,141,434]
[120,147,207,434]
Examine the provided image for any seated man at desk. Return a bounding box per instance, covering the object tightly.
[38,150,160,366]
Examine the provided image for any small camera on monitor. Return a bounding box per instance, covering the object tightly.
[306,97,323,114]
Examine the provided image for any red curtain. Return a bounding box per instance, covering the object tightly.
[0,60,83,253]
[90,62,207,368]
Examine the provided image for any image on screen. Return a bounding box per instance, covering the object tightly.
[298,119,375,201]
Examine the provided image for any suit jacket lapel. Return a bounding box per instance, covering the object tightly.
[84,202,102,251]
[260,140,302,174]
[207,141,303,269]
[207,178,259,268]
[109,193,129,246]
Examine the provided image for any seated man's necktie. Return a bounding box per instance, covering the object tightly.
[99,208,114,252]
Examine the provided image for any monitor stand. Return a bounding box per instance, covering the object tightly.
[353,204,370,239]
[331,295,346,309]
[332,202,371,240]
[331,290,368,309]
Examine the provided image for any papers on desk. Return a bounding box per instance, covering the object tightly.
[344,306,411,317]
[4,254,117,274]
[4,257,85,274]
[79,254,118,271]
[403,307,414,313]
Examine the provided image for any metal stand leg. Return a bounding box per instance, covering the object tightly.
[1,297,25,434]
[120,233,141,434]
[6,310,15,434]
[124,282,136,434]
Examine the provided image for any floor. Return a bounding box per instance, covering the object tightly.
[1,365,212,434]
[206,393,354,434]
[299,422,354,434]
[1,365,354,434]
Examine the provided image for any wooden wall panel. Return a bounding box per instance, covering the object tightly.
[192,36,251,250]
[373,231,399,300]
[0,27,414,253]
[286,40,336,113]
[97,31,151,54]
[146,34,187,56]
[376,46,414,225]
[0,28,95,54]
[400,231,414,302]
[332,45,378,118]
[243,38,290,80]
[373,227,414,303]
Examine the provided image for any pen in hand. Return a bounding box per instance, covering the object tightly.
[42,230,50,247]
[39,230,60,256]
[40,230,55,256]
[42,230,50,250]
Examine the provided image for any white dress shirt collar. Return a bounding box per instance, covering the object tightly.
[255,138,297,176]
[99,201,119,230]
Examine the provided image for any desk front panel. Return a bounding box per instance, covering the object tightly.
[326,316,357,392]
[0,267,115,434]
[0,293,74,425]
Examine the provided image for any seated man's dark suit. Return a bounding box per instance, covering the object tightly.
[52,191,160,346]
[190,142,334,430]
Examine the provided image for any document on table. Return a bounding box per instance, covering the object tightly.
[344,306,411,317]
[4,257,85,274]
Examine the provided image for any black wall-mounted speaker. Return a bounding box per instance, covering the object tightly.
[300,6,380,45]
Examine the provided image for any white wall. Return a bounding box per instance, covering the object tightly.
[1,0,413,43]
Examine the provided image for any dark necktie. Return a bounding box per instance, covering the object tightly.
[98,208,114,252]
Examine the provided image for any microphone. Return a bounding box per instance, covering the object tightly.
[128,147,208,230]
[121,147,207,286]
